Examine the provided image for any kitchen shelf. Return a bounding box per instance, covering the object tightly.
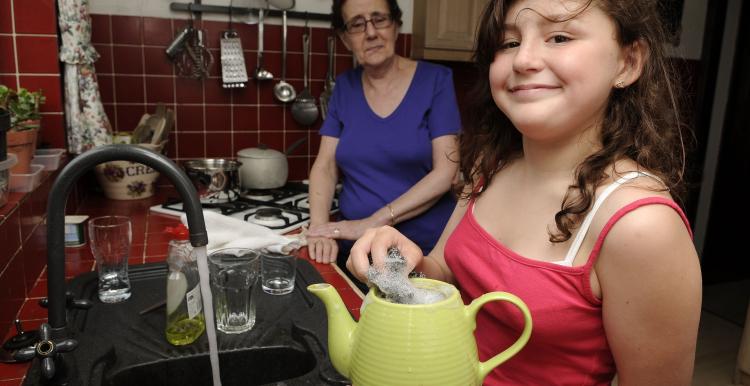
[169,2,331,23]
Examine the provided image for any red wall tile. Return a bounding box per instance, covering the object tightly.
[114,75,145,103]
[259,106,284,131]
[90,14,111,44]
[0,35,15,73]
[145,76,174,104]
[112,45,144,74]
[115,104,146,132]
[93,44,114,74]
[233,105,257,131]
[258,131,283,150]
[0,210,21,274]
[0,0,12,34]
[18,75,62,112]
[143,17,172,46]
[111,15,142,45]
[15,35,58,73]
[175,78,203,104]
[175,105,203,132]
[204,80,232,104]
[232,131,257,154]
[38,113,65,149]
[0,252,26,345]
[0,75,16,88]
[205,132,231,157]
[143,47,173,75]
[176,132,204,158]
[97,74,114,103]
[205,105,231,131]
[13,0,56,35]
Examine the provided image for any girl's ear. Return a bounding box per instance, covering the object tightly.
[615,39,647,88]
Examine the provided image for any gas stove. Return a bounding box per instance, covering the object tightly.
[149,182,338,234]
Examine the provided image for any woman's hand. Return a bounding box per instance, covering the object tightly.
[307,236,338,264]
[307,218,378,241]
[346,226,423,283]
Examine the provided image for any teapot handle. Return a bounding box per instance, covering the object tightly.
[465,292,533,382]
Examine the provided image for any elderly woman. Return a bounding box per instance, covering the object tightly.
[306,0,461,286]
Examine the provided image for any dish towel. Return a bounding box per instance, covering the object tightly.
[180,211,306,255]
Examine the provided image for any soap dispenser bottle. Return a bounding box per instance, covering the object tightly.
[164,224,205,346]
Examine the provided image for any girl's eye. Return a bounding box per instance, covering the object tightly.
[499,41,520,50]
[550,35,571,44]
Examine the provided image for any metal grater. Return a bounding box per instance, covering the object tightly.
[220,31,248,88]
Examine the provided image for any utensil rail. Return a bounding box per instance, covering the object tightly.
[169,2,331,22]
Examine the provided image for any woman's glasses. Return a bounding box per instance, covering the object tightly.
[344,13,393,34]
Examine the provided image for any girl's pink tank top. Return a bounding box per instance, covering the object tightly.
[444,176,691,385]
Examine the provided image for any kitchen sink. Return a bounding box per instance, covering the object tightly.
[22,259,349,385]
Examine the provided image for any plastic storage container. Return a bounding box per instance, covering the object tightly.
[10,164,44,192]
[0,154,18,207]
[32,148,65,171]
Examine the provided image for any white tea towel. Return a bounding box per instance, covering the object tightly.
[180,211,306,255]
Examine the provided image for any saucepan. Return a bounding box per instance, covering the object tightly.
[237,137,307,190]
[182,159,242,203]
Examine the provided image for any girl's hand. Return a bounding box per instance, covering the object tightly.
[307,236,338,264]
[307,219,375,241]
[347,226,423,283]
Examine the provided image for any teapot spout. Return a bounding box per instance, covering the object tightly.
[307,283,357,378]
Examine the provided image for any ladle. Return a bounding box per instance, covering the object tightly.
[291,25,319,125]
[254,7,273,81]
[272,10,296,103]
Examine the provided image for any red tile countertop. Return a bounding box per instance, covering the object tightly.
[0,187,363,385]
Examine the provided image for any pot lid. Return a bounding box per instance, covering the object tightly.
[237,144,285,159]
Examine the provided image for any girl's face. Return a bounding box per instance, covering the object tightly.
[489,0,628,143]
[339,0,399,69]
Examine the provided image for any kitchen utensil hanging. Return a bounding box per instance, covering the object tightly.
[272,9,296,103]
[175,10,213,80]
[254,6,273,81]
[220,0,249,88]
[291,17,319,125]
[319,35,336,118]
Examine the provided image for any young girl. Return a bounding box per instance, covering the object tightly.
[346,0,702,384]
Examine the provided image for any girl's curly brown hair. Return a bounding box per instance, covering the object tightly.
[458,0,690,242]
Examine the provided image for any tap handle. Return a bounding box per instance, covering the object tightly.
[12,323,78,379]
[38,291,93,310]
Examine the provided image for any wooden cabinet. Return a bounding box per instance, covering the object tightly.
[411,0,489,62]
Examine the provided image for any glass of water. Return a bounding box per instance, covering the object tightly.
[208,248,261,334]
[261,251,296,295]
[88,216,132,303]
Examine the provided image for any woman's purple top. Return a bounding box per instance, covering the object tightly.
[320,61,461,253]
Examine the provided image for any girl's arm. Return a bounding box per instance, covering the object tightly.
[597,204,702,385]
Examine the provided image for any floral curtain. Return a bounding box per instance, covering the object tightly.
[58,0,112,154]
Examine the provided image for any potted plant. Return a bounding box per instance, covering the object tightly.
[0,85,45,174]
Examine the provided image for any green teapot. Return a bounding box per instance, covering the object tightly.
[307,278,532,386]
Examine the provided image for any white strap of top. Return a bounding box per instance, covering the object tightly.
[554,171,657,267]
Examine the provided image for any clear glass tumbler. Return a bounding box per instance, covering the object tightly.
[208,248,261,334]
[261,251,296,295]
[88,215,132,303]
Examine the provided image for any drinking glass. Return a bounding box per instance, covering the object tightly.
[88,215,132,303]
[261,251,296,295]
[208,248,261,334]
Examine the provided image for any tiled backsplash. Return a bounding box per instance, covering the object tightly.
[0,0,66,149]
[90,14,412,180]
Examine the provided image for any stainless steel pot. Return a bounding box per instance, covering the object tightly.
[182,159,242,202]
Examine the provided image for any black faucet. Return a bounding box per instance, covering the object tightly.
[37,144,208,380]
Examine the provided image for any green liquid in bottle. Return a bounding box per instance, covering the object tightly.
[166,313,205,346]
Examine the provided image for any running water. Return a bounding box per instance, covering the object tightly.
[194,246,222,386]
